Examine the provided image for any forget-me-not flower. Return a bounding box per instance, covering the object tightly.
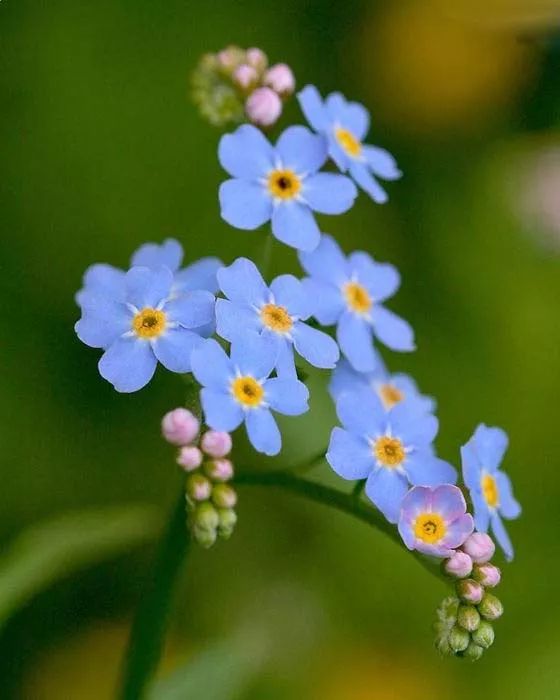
[327,388,456,522]
[191,334,309,456]
[75,266,215,392]
[218,124,357,251]
[215,257,339,378]
[398,485,474,558]
[461,424,521,561]
[299,234,415,372]
[298,85,402,204]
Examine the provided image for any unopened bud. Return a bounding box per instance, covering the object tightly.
[161,408,199,446]
[233,64,258,90]
[217,45,245,71]
[462,532,495,564]
[456,579,484,605]
[471,620,495,649]
[177,446,203,471]
[193,524,217,549]
[193,502,220,531]
[212,483,237,509]
[246,87,282,127]
[463,641,484,661]
[478,592,503,621]
[217,508,237,539]
[457,604,481,632]
[186,473,212,502]
[473,563,501,588]
[264,63,295,95]
[444,551,473,579]
[201,430,232,458]
[245,47,267,71]
[448,625,470,653]
[204,458,234,482]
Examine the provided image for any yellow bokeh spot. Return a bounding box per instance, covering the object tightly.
[268,169,301,200]
[231,375,264,408]
[260,303,293,333]
[378,383,404,409]
[343,282,372,314]
[414,512,447,544]
[132,308,167,339]
[374,436,405,468]
[481,473,500,508]
[335,127,362,157]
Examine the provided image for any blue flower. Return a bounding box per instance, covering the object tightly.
[298,85,402,204]
[299,234,415,372]
[330,358,435,417]
[215,257,339,378]
[461,424,521,561]
[327,388,456,522]
[218,124,357,252]
[75,266,215,392]
[191,335,309,456]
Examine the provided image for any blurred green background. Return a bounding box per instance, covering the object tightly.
[1,0,560,697]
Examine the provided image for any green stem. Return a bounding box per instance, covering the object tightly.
[260,235,274,277]
[119,488,190,700]
[352,479,366,499]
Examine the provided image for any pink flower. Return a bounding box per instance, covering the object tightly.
[444,550,473,578]
[233,64,258,89]
[264,63,295,95]
[245,87,282,126]
[246,47,267,70]
[161,408,199,446]
[177,446,203,471]
[201,430,232,458]
[461,532,495,564]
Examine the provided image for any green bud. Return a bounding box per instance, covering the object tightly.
[462,641,484,661]
[185,473,212,502]
[193,502,219,530]
[448,625,470,653]
[457,604,481,632]
[192,524,217,549]
[217,508,237,539]
[212,483,237,509]
[471,620,495,649]
[478,592,504,621]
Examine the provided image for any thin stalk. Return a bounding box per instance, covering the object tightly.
[260,234,274,277]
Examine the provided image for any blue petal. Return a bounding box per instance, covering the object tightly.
[325,92,370,141]
[219,179,272,230]
[75,298,131,349]
[371,305,415,352]
[230,332,278,378]
[275,125,327,173]
[301,278,345,325]
[336,388,386,435]
[326,133,352,171]
[191,338,233,389]
[152,328,203,373]
[271,201,321,252]
[461,440,482,490]
[274,338,297,379]
[130,239,183,272]
[347,252,400,302]
[298,233,348,284]
[362,145,402,181]
[98,337,157,393]
[399,485,431,521]
[329,359,369,401]
[297,85,330,132]
[337,312,378,372]
[269,274,309,319]
[496,472,521,519]
[245,409,281,456]
[405,452,457,486]
[389,403,439,447]
[350,161,388,204]
[174,257,222,294]
[292,322,339,369]
[431,485,467,521]
[200,388,244,431]
[471,490,491,532]
[125,266,173,309]
[217,257,268,305]
[473,424,508,472]
[490,512,514,561]
[327,427,374,480]
[392,373,436,415]
[165,290,215,329]
[265,377,309,415]
[365,468,409,523]
[303,173,357,215]
[215,298,259,342]
[218,124,275,178]
[78,264,125,304]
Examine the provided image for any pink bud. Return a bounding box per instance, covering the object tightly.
[474,563,501,588]
[246,47,267,70]
[246,87,282,127]
[186,473,212,502]
[217,47,238,69]
[201,430,232,458]
[462,532,496,564]
[205,458,234,482]
[264,63,295,95]
[444,551,473,579]
[233,64,258,89]
[161,408,199,446]
[176,446,203,472]
[456,578,484,604]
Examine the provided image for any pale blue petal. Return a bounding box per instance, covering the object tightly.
[490,512,514,561]
[245,409,281,456]
[461,440,482,490]
[399,485,431,521]
[165,290,215,329]
[336,388,386,435]
[297,85,330,132]
[269,274,309,318]
[371,305,415,352]
[201,388,244,431]
[303,173,357,214]
[298,233,348,283]
[271,201,321,252]
[326,92,370,141]
[275,125,327,173]
[327,427,374,480]
[292,322,339,369]
[219,179,272,230]
[398,516,417,551]
[496,472,521,519]
[191,338,233,389]
[365,468,409,523]
[392,374,436,415]
[174,257,222,294]
[441,514,474,549]
[125,266,173,309]
[326,133,352,171]
[265,377,309,415]
[473,424,509,472]
[472,491,491,532]
[78,264,125,303]
[350,161,388,204]
[218,124,275,178]
[337,312,378,372]
[301,278,344,325]
[389,404,439,446]
[347,253,400,302]
[362,145,402,181]
[329,359,369,401]
[230,332,278,378]
[274,338,297,379]
[131,239,183,272]
[217,257,268,306]
[152,328,203,373]
[431,485,467,521]
[406,452,457,486]
[98,337,157,393]
[75,298,131,349]
[215,298,259,342]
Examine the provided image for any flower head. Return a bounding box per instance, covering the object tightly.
[218,125,357,251]
[75,265,215,392]
[327,389,456,522]
[299,235,415,372]
[398,485,474,557]
[461,424,521,560]
[298,85,402,203]
[215,257,339,378]
[191,335,309,456]
[245,87,282,126]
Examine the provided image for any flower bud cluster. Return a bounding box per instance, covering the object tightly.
[191,45,295,127]
[435,533,503,660]
[161,408,237,548]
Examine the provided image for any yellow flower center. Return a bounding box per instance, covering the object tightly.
[414,513,447,544]
[343,282,372,314]
[481,474,500,508]
[132,308,167,339]
[260,303,293,334]
[268,169,301,200]
[335,127,362,157]
[378,383,404,409]
[374,436,405,468]
[231,376,264,408]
